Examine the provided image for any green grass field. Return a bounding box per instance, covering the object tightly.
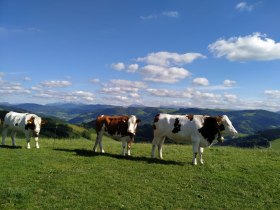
[0,136,280,209]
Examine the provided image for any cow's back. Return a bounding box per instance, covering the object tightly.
[153,113,203,144]
[95,115,129,136]
[4,112,27,128]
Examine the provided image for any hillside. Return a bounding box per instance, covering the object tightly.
[0,137,279,209]
[2,103,280,144]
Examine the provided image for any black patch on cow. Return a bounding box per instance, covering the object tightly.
[153,114,160,130]
[198,117,220,144]
[172,118,181,133]
[15,123,18,126]
[154,114,160,123]
[25,123,35,131]
[219,124,225,131]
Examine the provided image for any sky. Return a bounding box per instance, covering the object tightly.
[1,0,280,111]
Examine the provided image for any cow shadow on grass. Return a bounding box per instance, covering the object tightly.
[53,148,185,166]
[0,145,22,149]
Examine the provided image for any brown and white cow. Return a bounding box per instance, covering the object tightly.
[152,114,238,165]
[93,115,141,156]
[2,111,46,149]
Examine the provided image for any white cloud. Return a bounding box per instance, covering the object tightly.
[264,90,280,97]
[236,2,255,12]
[140,11,179,20]
[34,89,95,103]
[109,79,147,89]
[141,65,191,83]
[23,77,32,81]
[90,78,100,83]
[146,88,193,98]
[0,26,42,35]
[127,64,139,72]
[209,33,280,61]
[101,79,146,99]
[162,11,179,18]
[223,79,236,87]
[40,80,72,88]
[223,94,238,102]
[137,51,206,66]
[193,77,209,86]
[111,62,125,71]
[0,81,31,95]
[0,72,5,78]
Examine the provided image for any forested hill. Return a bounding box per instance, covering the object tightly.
[2,103,280,144]
[69,106,280,135]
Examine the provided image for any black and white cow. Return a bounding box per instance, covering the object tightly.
[152,114,238,165]
[2,111,46,149]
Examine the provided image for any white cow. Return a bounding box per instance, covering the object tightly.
[151,114,238,165]
[2,111,45,149]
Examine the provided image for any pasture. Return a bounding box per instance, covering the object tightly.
[0,136,280,209]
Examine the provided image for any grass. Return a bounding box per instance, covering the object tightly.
[0,135,280,209]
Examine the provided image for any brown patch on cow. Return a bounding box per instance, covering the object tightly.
[186,115,194,121]
[95,115,130,136]
[153,114,160,130]
[25,118,36,130]
[127,141,132,149]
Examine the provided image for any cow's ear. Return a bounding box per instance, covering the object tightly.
[41,119,47,125]
[27,117,35,124]
[136,119,141,124]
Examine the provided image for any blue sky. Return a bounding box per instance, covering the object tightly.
[1,0,280,111]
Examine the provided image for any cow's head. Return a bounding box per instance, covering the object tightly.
[126,115,141,138]
[218,115,238,138]
[26,116,46,137]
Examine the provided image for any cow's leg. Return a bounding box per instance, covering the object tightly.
[1,127,8,145]
[151,137,160,158]
[93,133,104,153]
[11,131,17,146]
[121,138,126,156]
[192,138,200,165]
[35,137,40,149]
[26,134,31,149]
[127,141,131,156]
[199,147,204,164]
[93,134,99,152]
[158,137,166,159]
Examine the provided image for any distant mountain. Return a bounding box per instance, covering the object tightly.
[8,103,114,120]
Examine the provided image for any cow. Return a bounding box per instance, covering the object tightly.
[93,115,141,156]
[2,111,46,149]
[151,114,238,165]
